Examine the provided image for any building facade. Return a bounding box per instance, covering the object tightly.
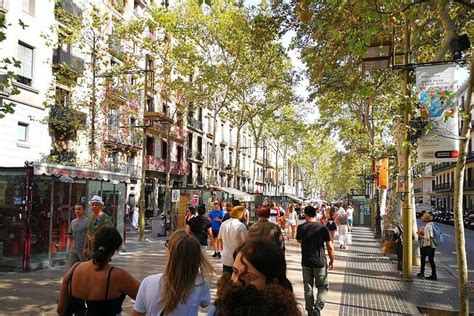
[0,0,301,271]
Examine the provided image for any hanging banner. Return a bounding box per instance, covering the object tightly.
[416,64,459,163]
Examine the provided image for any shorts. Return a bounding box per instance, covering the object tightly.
[348,219,353,225]
[212,230,219,238]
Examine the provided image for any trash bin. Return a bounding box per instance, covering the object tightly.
[151,217,165,237]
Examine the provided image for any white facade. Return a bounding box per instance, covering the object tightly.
[0,0,55,166]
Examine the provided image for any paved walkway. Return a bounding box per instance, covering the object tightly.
[0,226,471,315]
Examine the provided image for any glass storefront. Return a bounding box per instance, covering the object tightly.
[0,165,129,272]
[0,169,28,271]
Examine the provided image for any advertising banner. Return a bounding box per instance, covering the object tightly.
[416,64,459,163]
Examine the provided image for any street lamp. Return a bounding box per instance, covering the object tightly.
[374,160,382,239]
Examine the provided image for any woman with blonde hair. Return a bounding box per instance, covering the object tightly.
[132,230,215,315]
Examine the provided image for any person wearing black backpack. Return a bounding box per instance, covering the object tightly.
[393,223,403,271]
[416,212,437,281]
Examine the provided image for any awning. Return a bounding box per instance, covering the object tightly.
[33,162,130,184]
[284,194,303,203]
[211,186,255,202]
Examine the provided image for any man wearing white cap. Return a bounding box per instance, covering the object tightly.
[83,195,112,259]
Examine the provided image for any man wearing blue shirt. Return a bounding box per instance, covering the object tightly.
[209,202,224,258]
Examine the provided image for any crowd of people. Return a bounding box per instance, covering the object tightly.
[58,196,357,316]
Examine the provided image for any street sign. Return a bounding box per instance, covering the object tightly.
[171,189,180,202]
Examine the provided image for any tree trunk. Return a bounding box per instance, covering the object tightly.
[210,110,218,185]
[90,35,97,167]
[453,50,473,316]
[164,127,173,236]
[233,125,242,189]
[275,140,280,196]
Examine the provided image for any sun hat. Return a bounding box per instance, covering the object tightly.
[90,195,104,205]
[230,205,245,219]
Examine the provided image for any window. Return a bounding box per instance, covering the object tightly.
[56,88,71,107]
[108,151,118,163]
[22,0,34,15]
[108,109,119,127]
[17,122,28,142]
[146,137,154,156]
[177,146,183,162]
[161,140,168,159]
[17,42,33,86]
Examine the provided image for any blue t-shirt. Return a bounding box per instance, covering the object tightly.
[209,210,224,231]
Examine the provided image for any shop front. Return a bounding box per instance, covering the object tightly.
[0,163,129,272]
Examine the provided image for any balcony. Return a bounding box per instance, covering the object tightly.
[187,151,204,162]
[106,84,130,103]
[109,34,126,59]
[170,161,188,175]
[433,183,454,192]
[431,162,456,173]
[144,108,174,123]
[414,188,422,193]
[146,156,188,175]
[240,170,250,178]
[104,126,142,149]
[187,116,204,133]
[146,120,186,142]
[146,156,166,172]
[49,106,87,139]
[53,48,84,75]
[47,149,77,164]
[105,162,140,178]
[56,0,83,21]
[195,152,204,161]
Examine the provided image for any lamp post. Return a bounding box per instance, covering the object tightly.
[362,18,413,280]
[374,160,382,238]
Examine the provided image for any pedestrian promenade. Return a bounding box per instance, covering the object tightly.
[0,226,470,315]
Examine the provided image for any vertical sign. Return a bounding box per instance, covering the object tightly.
[171,189,180,203]
[416,65,459,162]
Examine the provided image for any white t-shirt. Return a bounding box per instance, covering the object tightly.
[133,273,210,316]
[346,207,354,220]
[218,218,248,267]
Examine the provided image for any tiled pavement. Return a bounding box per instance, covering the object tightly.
[0,226,472,315]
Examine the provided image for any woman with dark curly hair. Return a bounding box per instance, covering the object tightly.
[208,238,301,316]
[57,225,139,316]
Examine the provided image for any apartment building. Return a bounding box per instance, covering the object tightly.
[413,165,435,205]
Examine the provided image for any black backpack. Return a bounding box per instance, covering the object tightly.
[326,219,337,231]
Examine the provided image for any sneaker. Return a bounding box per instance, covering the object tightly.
[212,252,218,258]
[416,272,424,278]
[425,275,437,281]
[217,252,221,259]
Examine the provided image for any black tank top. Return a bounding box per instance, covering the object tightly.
[69,265,126,316]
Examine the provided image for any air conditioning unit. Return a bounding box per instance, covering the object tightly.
[0,74,12,97]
